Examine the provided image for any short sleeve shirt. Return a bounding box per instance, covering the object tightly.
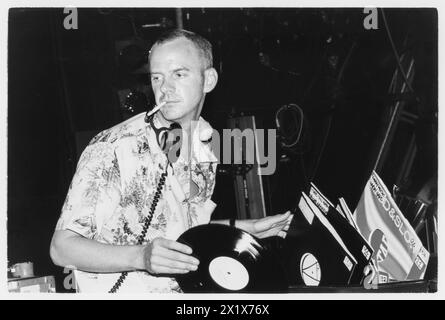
[55,112,218,293]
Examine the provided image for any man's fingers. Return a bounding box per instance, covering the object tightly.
[267,211,293,227]
[269,211,291,224]
[278,231,287,238]
[256,225,285,238]
[155,238,193,255]
[259,216,286,231]
[270,217,292,229]
[146,238,200,275]
[150,265,192,275]
[256,220,291,238]
[157,246,199,266]
[150,255,198,272]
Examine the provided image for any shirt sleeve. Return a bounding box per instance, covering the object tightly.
[55,137,121,240]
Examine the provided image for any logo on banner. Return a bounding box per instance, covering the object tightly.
[370,229,388,263]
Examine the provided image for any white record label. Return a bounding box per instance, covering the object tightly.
[208,256,249,291]
[300,253,321,286]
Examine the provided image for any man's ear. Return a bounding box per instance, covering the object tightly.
[203,68,218,93]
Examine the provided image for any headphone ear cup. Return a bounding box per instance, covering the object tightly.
[147,114,182,162]
[158,130,168,151]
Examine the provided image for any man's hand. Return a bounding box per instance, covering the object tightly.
[243,211,293,239]
[142,237,200,275]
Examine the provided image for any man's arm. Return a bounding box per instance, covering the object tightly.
[50,229,144,273]
[50,230,199,274]
[210,211,293,239]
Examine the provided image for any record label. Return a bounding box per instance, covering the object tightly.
[300,253,321,286]
[208,256,249,291]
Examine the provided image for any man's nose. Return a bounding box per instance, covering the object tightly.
[160,77,175,94]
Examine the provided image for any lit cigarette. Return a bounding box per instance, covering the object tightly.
[146,101,167,117]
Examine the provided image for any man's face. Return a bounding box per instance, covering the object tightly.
[149,38,210,125]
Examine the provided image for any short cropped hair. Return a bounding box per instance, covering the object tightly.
[149,29,213,69]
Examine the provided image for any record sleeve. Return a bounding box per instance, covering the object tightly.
[283,192,357,286]
[338,197,360,230]
[309,184,374,285]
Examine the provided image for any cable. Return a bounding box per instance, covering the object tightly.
[275,104,304,149]
[109,166,167,293]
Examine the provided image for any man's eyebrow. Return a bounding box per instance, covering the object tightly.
[149,67,190,75]
[172,67,190,72]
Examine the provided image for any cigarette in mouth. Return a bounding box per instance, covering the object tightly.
[145,101,167,117]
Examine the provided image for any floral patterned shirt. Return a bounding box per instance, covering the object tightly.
[55,112,218,293]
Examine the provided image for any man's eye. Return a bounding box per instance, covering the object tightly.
[151,76,160,82]
[174,72,186,79]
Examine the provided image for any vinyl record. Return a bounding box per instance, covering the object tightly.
[176,224,288,293]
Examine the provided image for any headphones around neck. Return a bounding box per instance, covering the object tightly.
[145,111,182,162]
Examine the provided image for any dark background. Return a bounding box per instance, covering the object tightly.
[7,8,437,292]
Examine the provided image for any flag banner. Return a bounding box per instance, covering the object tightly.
[354,171,430,283]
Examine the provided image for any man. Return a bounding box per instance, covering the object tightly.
[50,29,292,293]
